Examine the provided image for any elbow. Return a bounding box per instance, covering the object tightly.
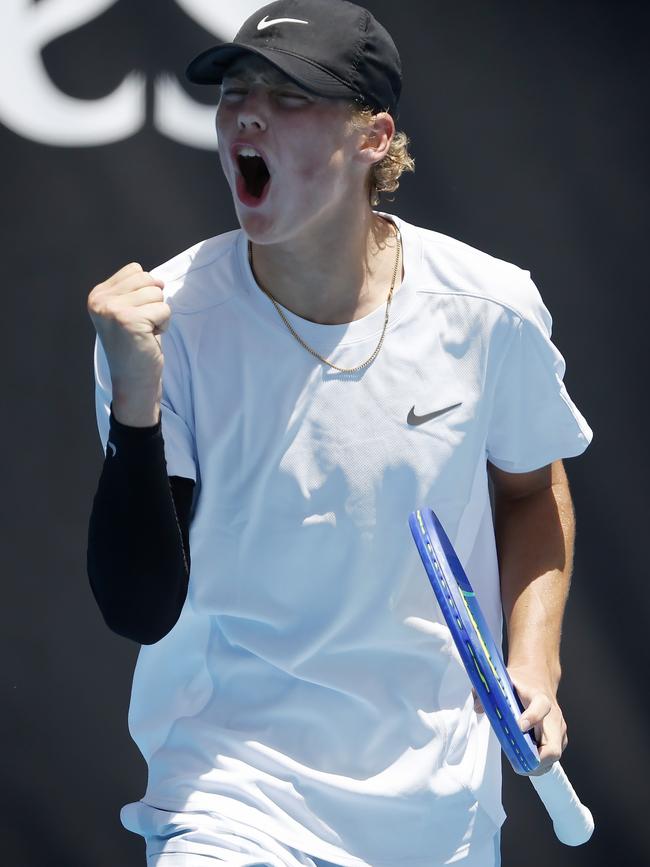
[88,574,186,646]
[100,605,180,646]
[86,540,190,646]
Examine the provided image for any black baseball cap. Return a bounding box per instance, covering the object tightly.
[185,0,402,118]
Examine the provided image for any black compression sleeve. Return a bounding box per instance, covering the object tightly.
[169,474,194,565]
[86,407,195,645]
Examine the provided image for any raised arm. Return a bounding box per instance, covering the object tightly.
[86,263,194,644]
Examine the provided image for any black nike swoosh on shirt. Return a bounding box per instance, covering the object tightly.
[407,402,463,426]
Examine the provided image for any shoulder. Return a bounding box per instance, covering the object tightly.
[404,218,552,335]
[150,228,244,315]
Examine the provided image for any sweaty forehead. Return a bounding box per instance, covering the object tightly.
[222,55,297,86]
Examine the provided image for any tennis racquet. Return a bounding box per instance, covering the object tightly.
[409,507,594,846]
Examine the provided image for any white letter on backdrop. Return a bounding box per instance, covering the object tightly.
[0,0,145,146]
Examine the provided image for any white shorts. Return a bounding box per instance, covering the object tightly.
[133,805,501,867]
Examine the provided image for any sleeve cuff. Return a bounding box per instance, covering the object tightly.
[108,402,162,444]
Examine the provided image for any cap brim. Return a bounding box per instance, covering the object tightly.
[186,43,360,102]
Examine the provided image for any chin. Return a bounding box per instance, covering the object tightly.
[235,211,279,244]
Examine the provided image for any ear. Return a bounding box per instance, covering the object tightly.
[358,112,395,167]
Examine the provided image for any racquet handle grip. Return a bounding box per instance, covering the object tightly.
[529,761,594,845]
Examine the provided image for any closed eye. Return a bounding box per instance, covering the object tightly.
[221,88,247,99]
[220,86,311,105]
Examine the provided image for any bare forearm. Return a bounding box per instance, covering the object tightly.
[112,375,162,427]
[494,474,575,690]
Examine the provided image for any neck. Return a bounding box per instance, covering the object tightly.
[248,208,402,326]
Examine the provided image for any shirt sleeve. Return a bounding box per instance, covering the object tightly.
[93,325,197,482]
[486,275,593,473]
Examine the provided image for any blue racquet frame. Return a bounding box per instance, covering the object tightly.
[409,507,539,774]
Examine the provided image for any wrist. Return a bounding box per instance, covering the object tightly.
[112,381,161,428]
[506,658,562,695]
[110,402,161,434]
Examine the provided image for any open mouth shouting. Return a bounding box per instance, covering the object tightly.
[231,143,272,208]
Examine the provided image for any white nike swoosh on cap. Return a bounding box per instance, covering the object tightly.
[257,15,309,30]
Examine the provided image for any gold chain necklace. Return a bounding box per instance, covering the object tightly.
[247,225,402,374]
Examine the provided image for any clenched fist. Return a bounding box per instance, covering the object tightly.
[88,262,170,427]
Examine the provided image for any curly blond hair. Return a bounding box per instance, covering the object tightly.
[347,104,415,206]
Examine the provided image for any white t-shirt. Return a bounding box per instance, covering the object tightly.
[94,211,593,866]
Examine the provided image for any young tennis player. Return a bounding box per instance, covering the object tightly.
[87,1,593,864]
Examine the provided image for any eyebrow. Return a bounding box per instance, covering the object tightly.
[222,65,301,88]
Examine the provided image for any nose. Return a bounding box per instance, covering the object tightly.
[237,91,268,132]
[238,112,267,132]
